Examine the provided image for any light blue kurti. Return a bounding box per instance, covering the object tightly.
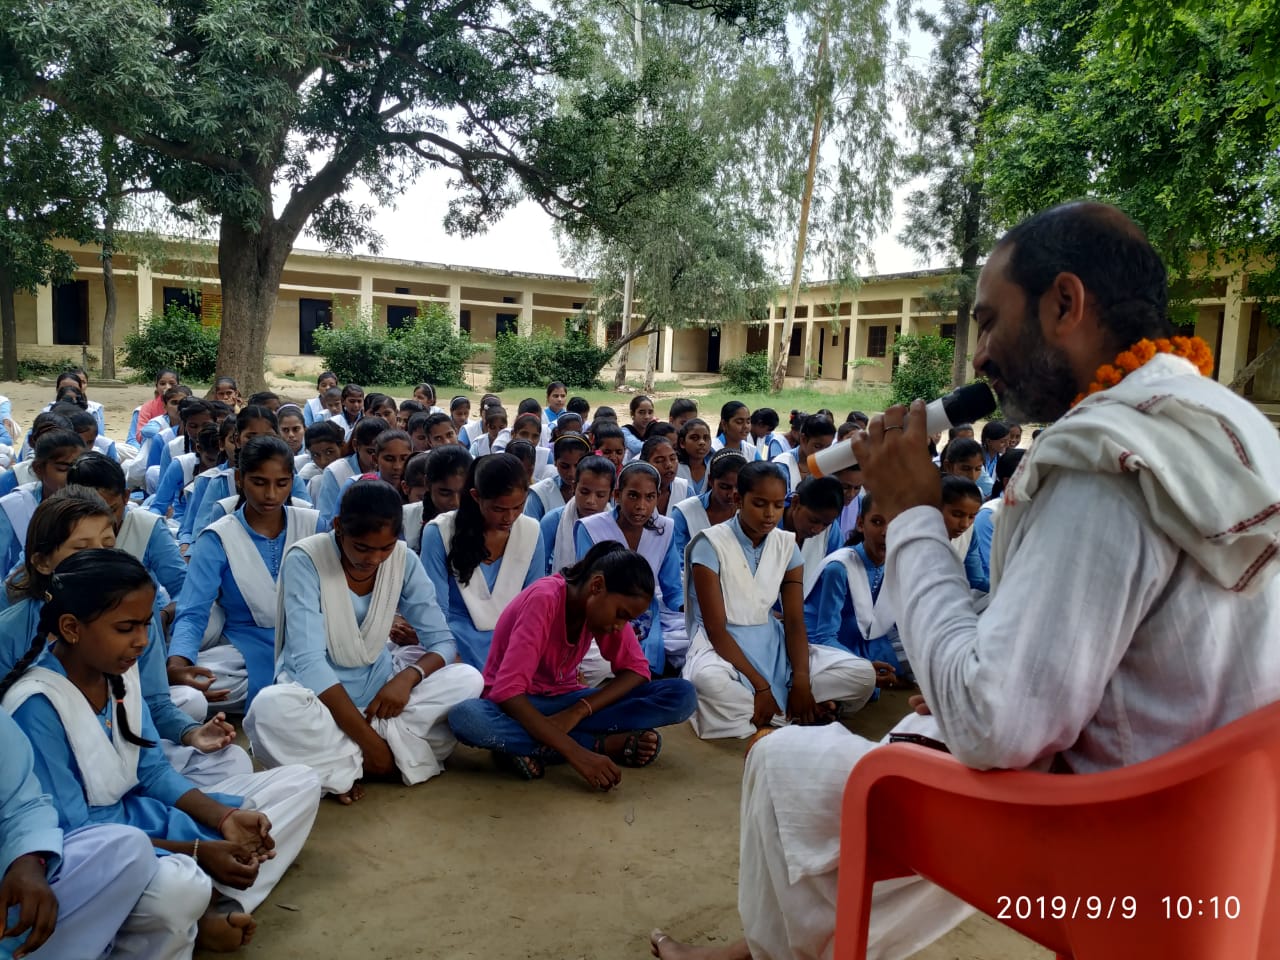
[689,516,801,710]
[419,523,546,670]
[0,593,198,747]
[316,454,360,530]
[801,542,905,682]
[277,537,456,710]
[171,507,321,705]
[539,505,568,575]
[193,470,311,536]
[148,455,197,524]
[0,472,18,497]
[11,653,241,838]
[675,458,712,497]
[0,708,64,875]
[574,510,683,674]
[670,492,711,565]
[137,510,187,601]
[523,476,567,522]
[0,485,43,579]
[177,468,222,546]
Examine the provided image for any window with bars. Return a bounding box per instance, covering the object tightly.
[867,325,888,358]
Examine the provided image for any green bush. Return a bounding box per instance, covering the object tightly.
[312,315,390,385]
[16,357,76,379]
[122,304,220,382]
[313,304,480,386]
[719,350,771,394]
[890,333,954,407]
[392,304,482,385]
[489,328,610,390]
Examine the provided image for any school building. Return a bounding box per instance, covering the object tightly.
[8,238,1279,405]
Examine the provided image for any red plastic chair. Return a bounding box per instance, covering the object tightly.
[833,701,1280,959]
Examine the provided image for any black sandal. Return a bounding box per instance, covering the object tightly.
[498,753,545,780]
[613,729,662,768]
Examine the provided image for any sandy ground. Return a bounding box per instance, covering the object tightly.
[0,377,1049,960]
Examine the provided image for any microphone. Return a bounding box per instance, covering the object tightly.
[807,382,997,478]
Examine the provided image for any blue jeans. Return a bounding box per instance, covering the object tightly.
[448,679,697,759]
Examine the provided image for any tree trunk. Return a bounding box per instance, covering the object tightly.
[771,25,828,393]
[613,266,635,389]
[644,325,658,392]
[0,268,16,381]
[950,192,982,388]
[217,218,292,393]
[1228,335,1280,395]
[99,145,119,380]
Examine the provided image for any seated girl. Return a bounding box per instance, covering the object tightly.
[67,452,186,603]
[940,474,983,562]
[671,449,744,565]
[967,448,1026,593]
[191,406,313,536]
[773,414,837,493]
[1,489,253,789]
[574,462,684,678]
[781,475,845,598]
[504,439,539,487]
[509,413,552,480]
[316,416,389,530]
[749,408,784,460]
[168,437,322,712]
[467,405,508,458]
[450,395,473,445]
[302,419,345,501]
[940,436,985,487]
[667,397,697,432]
[1,549,321,954]
[681,462,875,739]
[177,418,236,552]
[334,428,413,507]
[0,709,167,959]
[149,406,217,528]
[675,418,713,495]
[803,489,911,686]
[448,542,697,786]
[0,429,86,579]
[403,445,472,552]
[0,413,74,496]
[621,395,655,461]
[589,420,627,474]
[710,401,761,461]
[245,481,483,804]
[641,435,689,517]
[420,453,546,669]
[525,434,590,522]
[303,371,339,426]
[540,455,615,576]
[276,403,307,461]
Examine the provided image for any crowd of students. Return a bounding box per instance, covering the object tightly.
[0,368,1026,958]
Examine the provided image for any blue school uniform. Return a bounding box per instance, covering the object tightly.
[621,424,645,458]
[276,536,456,709]
[0,485,42,580]
[688,517,801,711]
[148,456,196,523]
[316,453,360,530]
[539,505,566,575]
[670,492,711,572]
[153,428,181,475]
[192,470,311,536]
[676,458,712,496]
[0,593,198,747]
[966,506,997,593]
[134,508,188,601]
[170,507,322,705]
[0,471,18,498]
[10,653,241,838]
[419,523,546,670]
[176,470,217,547]
[574,508,684,675]
[802,542,908,681]
[0,707,63,874]
[523,476,567,522]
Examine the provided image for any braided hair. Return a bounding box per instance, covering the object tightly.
[0,549,156,748]
[448,453,527,587]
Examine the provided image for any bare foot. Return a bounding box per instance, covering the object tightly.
[600,730,660,767]
[197,910,256,952]
[329,781,366,805]
[650,929,751,960]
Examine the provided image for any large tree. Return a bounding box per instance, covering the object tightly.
[982,0,1280,390]
[0,94,100,380]
[899,0,993,389]
[558,0,779,390]
[765,0,902,390]
[0,0,779,391]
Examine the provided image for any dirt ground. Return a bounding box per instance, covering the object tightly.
[1,377,1049,960]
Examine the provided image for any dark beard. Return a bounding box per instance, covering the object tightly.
[996,313,1079,423]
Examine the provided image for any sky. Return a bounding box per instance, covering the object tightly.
[326,12,939,281]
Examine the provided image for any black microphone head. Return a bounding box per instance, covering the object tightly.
[941,382,998,425]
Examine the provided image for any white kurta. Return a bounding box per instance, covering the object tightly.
[740,451,1280,958]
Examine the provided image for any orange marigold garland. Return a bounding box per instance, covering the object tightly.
[1073,335,1214,406]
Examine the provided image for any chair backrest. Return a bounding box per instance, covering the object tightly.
[835,700,1280,959]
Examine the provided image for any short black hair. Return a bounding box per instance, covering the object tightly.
[995,202,1172,348]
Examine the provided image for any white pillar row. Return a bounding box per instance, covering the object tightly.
[844,300,860,386]
[660,324,674,374]
[36,284,54,346]
[358,273,374,316]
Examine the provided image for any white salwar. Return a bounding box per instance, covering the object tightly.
[246,535,483,794]
[736,357,1280,959]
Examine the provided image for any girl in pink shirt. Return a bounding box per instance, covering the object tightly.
[448,541,696,789]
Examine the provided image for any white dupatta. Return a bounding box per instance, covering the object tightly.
[209,506,318,629]
[429,511,539,631]
[2,665,143,807]
[116,506,161,561]
[276,532,406,667]
[685,521,793,635]
[823,547,894,641]
[552,499,581,574]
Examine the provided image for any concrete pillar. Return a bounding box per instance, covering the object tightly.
[766,313,778,370]
[801,318,815,380]
[660,323,674,374]
[519,290,533,337]
[136,262,154,328]
[448,283,462,333]
[36,284,54,346]
[844,300,860,385]
[359,273,374,315]
[1217,273,1250,384]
